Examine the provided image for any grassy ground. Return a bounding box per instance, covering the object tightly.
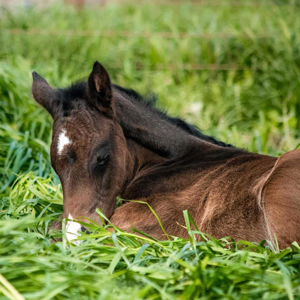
[0,1,300,299]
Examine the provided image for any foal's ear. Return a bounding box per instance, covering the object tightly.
[87,62,113,115]
[32,72,58,118]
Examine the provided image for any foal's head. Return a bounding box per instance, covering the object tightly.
[32,62,127,221]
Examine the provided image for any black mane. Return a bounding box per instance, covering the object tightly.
[113,84,233,148]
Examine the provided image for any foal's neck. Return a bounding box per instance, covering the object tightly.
[113,88,203,158]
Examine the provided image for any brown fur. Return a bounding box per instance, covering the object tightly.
[32,62,300,249]
[112,149,300,248]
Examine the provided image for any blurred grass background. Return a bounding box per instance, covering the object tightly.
[0,0,300,299]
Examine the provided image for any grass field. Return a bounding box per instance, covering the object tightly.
[1,1,300,299]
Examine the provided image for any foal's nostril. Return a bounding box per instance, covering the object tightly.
[80,226,91,234]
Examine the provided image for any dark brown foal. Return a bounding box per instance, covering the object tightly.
[32,62,300,248]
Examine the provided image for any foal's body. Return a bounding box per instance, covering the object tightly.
[112,143,300,248]
[113,80,300,247]
[32,62,300,248]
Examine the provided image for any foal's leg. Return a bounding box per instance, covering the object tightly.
[110,195,191,240]
[110,201,166,239]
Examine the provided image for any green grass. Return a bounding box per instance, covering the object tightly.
[0,1,300,299]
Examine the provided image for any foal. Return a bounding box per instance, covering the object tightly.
[32,62,300,248]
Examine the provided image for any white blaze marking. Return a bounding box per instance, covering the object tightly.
[66,213,81,245]
[57,129,72,155]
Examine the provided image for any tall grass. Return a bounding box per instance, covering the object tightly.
[0,1,300,299]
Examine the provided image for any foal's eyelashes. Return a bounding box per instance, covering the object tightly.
[96,154,110,166]
[66,151,76,165]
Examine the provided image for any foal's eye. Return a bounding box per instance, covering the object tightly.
[96,154,110,167]
[66,151,76,165]
[92,143,111,174]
